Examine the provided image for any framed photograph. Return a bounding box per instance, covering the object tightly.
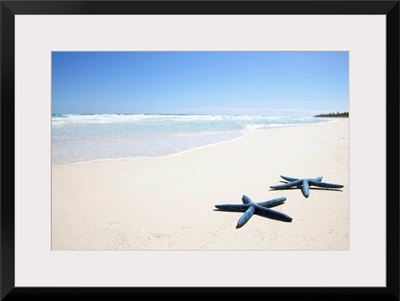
[2,0,399,300]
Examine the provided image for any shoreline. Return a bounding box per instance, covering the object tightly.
[51,130,248,167]
[52,119,349,250]
[52,119,339,167]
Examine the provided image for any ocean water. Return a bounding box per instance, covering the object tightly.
[52,114,330,165]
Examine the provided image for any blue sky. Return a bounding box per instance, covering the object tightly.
[52,51,348,116]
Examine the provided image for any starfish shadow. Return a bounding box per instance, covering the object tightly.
[269,183,343,193]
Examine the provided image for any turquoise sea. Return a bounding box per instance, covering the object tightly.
[51,114,331,165]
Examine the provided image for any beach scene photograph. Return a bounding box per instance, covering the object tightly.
[51,51,349,250]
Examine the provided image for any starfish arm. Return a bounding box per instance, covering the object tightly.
[236,206,256,228]
[308,180,344,189]
[270,179,302,189]
[301,180,310,198]
[253,204,292,222]
[241,195,253,204]
[311,176,323,182]
[257,197,287,208]
[215,204,249,212]
[280,175,300,182]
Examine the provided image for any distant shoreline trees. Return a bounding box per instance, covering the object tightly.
[314,111,349,118]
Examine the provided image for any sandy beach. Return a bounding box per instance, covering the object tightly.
[52,119,349,251]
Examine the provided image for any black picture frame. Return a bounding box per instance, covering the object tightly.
[1,1,398,300]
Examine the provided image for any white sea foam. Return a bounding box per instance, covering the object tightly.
[51,113,309,127]
[52,114,149,126]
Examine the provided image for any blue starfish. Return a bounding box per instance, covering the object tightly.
[270,175,344,198]
[215,195,292,228]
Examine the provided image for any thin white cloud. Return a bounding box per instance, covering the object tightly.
[177,107,326,116]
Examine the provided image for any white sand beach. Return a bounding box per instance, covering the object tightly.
[52,119,349,250]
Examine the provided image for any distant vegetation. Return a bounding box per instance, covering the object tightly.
[314,111,349,118]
